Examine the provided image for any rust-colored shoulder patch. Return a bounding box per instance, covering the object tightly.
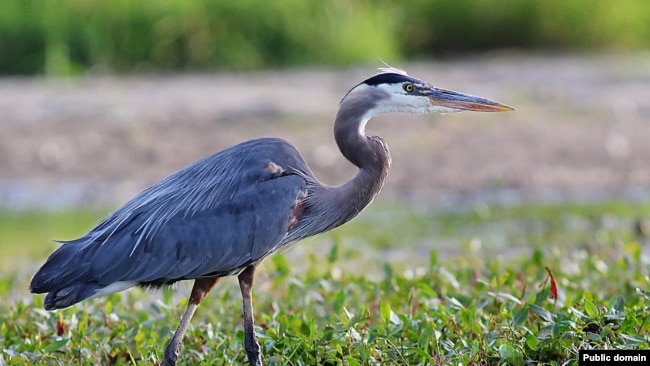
[288,190,308,231]
[265,161,285,177]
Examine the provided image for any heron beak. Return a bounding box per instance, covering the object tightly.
[424,87,514,112]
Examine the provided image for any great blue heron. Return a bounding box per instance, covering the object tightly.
[30,68,513,365]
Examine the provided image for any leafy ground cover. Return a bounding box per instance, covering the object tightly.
[1,200,649,365]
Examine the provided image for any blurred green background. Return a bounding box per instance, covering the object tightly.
[2,0,649,75]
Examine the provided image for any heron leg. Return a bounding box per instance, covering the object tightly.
[161,277,220,366]
[238,265,263,366]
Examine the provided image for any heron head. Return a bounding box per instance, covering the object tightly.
[354,68,514,116]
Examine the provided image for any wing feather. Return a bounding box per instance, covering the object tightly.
[30,138,310,294]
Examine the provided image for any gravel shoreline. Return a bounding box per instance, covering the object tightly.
[2,53,650,209]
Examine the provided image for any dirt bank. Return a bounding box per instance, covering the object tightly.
[1,53,650,208]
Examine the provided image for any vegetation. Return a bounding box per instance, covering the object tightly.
[1,0,650,75]
[1,200,649,365]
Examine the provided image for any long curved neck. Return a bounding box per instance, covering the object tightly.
[308,89,392,232]
[332,116,391,220]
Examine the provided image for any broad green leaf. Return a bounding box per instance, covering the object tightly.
[380,300,391,324]
[525,333,539,350]
[43,338,69,353]
[530,304,554,322]
[416,282,437,298]
[498,344,523,364]
[344,355,361,366]
[333,289,346,313]
[512,306,529,327]
[584,300,599,318]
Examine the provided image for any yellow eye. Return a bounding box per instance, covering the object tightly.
[403,83,414,93]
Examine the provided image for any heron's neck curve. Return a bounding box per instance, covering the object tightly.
[330,130,391,225]
[308,96,392,232]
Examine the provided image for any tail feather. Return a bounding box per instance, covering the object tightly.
[30,239,98,294]
[32,209,143,310]
[43,282,103,310]
[31,236,109,310]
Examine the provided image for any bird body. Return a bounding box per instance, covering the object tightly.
[31,68,513,365]
[32,138,314,307]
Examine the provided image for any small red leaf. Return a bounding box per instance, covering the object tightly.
[56,317,67,336]
[545,266,558,302]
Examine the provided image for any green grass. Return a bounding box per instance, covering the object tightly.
[1,200,649,365]
[2,0,650,75]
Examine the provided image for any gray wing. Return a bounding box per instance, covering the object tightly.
[93,173,305,284]
[31,138,309,294]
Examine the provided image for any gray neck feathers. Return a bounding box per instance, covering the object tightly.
[301,86,392,234]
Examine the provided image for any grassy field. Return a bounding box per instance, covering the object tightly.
[3,0,650,75]
[1,200,649,365]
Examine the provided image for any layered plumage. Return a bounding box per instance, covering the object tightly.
[31,138,313,309]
